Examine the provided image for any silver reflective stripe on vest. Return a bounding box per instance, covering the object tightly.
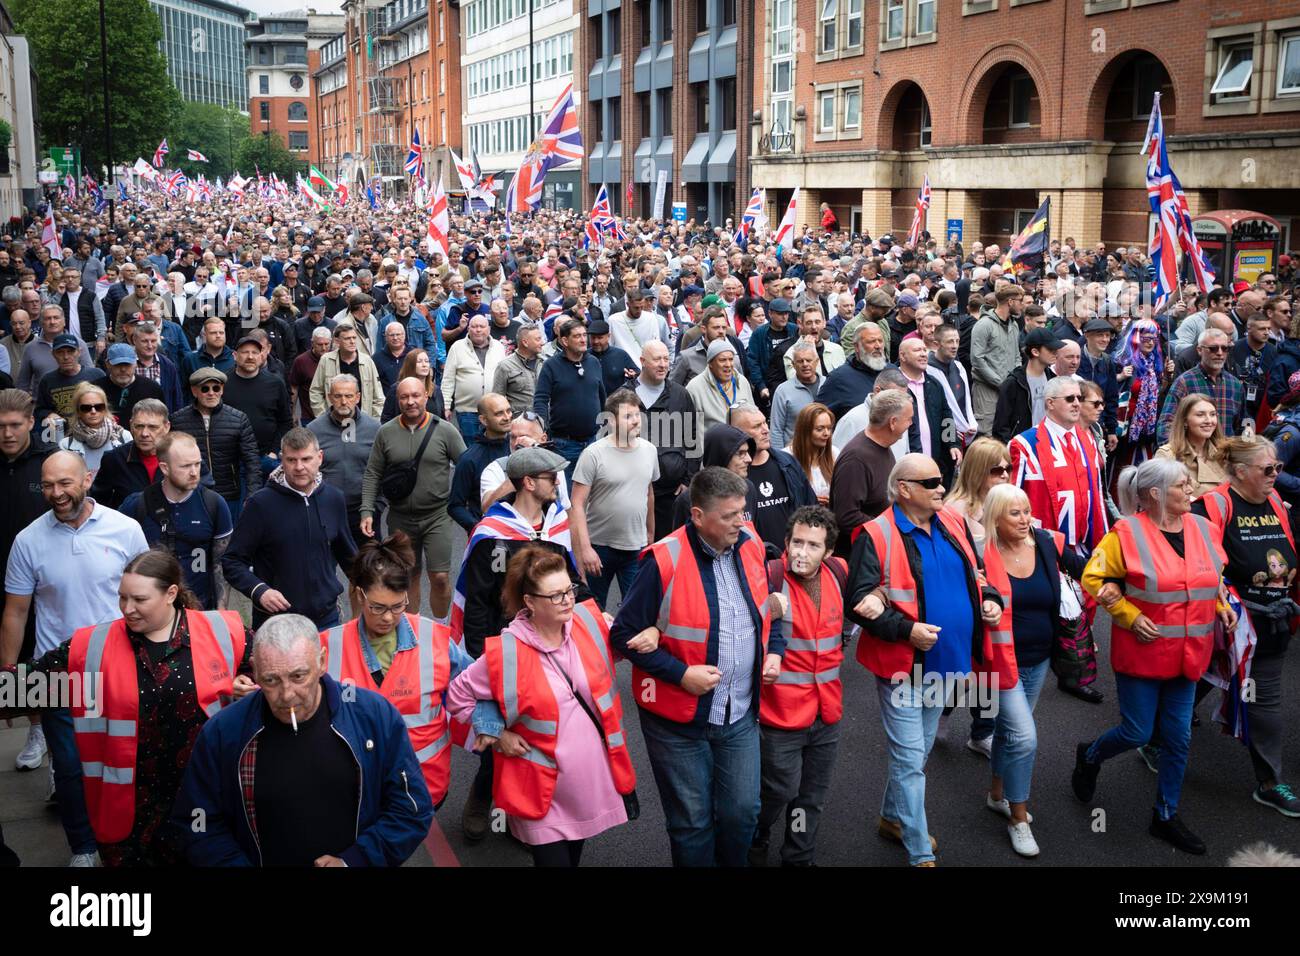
[571,601,613,677]
[518,747,558,770]
[81,622,114,715]
[784,634,842,653]
[501,630,558,736]
[778,579,795,644]
[1188,514,1225,577]
[1154,622,1217,639]
[606,730,625,748]
[414,734,450,763]
[72,717,137,736]
[872,514,917,605]
[81,761,135,784]
[990,629,1013,645]
[324,625,346,682]
[774,666,841,685]
[199,612,239,718]
[1126,516,1223,605]
[595,690,615,712]
[655,536,681,634]
[517,714,559,735]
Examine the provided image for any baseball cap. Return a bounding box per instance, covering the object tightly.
[681,284,704,298]
[1023,328,1065,351]
[896,292,921,309]
[235,335,261,350]
[106,343,137,365]
[1233,280,1251,295]
[506,446,569,481]
[307,295,326,311]
[701,293,723,310]
[51,333,79,351]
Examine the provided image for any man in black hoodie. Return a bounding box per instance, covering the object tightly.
[221,427,356,628]
[671,423,757,531]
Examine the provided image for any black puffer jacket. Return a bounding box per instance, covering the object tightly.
[638,377,700,495]
[169,402,263,500]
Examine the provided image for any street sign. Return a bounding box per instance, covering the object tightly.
[49,146,80,178]
[672,201,687,223]
[947,218,963,243]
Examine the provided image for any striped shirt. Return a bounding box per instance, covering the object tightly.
[698,536,756,725]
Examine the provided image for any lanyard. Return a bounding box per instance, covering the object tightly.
[714,374,739,407]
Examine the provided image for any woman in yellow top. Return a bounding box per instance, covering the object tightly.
[1153,393,1227,498]
[1071,457,1234,856]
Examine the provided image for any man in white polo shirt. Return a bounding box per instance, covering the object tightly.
[0,450,148,866]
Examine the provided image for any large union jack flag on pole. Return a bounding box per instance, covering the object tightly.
[153,139,169,167]
[906,174,931,248]
[405,127,425,186]
[505,146,545,213]
[733,187,766,248]
[537,83,583,176]
[1142,92,1215,309]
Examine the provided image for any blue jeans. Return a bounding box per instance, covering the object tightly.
[551,436,593,484]
[456,411,482,442]
[990,658,1051,804]
[587,545,641,610]
[1087,673,1195,820]
[45,707,96,855]
[639,708,761,867]
[875,675,943,865]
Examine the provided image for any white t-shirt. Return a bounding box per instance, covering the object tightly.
[479,459,571,511]
[572,437,661,550]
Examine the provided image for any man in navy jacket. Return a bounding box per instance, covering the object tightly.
[173,615,433,867]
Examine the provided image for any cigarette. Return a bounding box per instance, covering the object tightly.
[291,706,298,733]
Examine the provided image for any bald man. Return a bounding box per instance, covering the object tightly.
[635,339,699,536]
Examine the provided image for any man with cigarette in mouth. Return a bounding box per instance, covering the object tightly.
[174,614,433,867]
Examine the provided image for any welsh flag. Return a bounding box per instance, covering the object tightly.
[309,165,336,193]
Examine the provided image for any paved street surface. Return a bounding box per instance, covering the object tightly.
[4,522,1299,868]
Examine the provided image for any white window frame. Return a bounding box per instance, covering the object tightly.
[1009,73,1033,128]
[1278,32,1300,96]
[846,0,864,49]
[1211,40,1254,97]
[914,0,935,36]
[919,100,932,146]
[885,0,904,41]
[842,86,861,130]
[818,0,838,57]
[815,87,837,137]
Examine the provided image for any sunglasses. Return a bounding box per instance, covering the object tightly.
[78,403,106,413]
[1085,399,1105,408]
[1256,464,1282,477]
[1056,394,1082,403]
[198,383,223,393]
[989,465,1010,477]
[900,476,943,490]
[1202,345,1230,354]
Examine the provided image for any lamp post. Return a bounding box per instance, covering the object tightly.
[98,0,115,226]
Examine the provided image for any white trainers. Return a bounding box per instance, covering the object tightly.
[966,736,992,760]
[15,724,46,770]
[1007,821,1040,858]
[69,853,99,867]
[985,793,1033,823]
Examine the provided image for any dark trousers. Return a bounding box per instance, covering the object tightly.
[754,717,841,865]
[45,707,96,856]
[587,545,642,610]
[530,838,585,867]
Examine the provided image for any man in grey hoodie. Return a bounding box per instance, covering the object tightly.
[307,372,383,559]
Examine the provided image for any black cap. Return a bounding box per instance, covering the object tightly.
[1023,328,1065,351]
[587,319,610,335]
[1082,318,1114,334]
[235,335,261,350]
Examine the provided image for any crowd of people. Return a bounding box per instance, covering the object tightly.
[0,189,1298,868]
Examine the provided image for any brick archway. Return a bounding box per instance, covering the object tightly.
[1081,47,1178,142]
[875,78,933,151]
[957,44,1055,144]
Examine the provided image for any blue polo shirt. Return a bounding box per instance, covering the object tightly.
[892,504,974,679]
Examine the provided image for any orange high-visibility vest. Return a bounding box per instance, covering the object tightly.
[483,599,635,820]
[69,610,244,844]
[1199,482,1296,555]
[1111,512,1226,681]
[322,613,453,805]
[633,525,772,723]
[982,530,1066,689]
[855,506,990,680]
[760,557,846,729]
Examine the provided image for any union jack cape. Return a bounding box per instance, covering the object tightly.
[449,500,574,642]
[1010,420,1108,552]
[1204,589,1256,742]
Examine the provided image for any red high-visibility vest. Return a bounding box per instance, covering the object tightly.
[760,557,846,729]
[69,610,244,844]
[633,525,772,723]
[1199,482,1296,555]
[855,506,990,680]
[982,529,1066,690]
[1111,512,1226,681]
[322,613,453,805]
[483,599,635,820]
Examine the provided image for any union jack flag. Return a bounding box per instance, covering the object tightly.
[164,170,187,197]
[153,138,169,167]
[405,127,425,185]
[906,174,931,248]
[1143,92,1215,309]
[584,184,624,250]
[91,184,107,215]
[733,187,766,247]
[538,84,583,175]
[505,147,545,213]
[63,173,77,200]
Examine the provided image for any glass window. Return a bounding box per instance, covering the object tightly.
[258,74,269,95]
[259,101,269,121]
[657,88,672,136]
[722,0,736,27]
[819,0,837,54]
[288,101,307,121]
[773,99,793,142]
[695,0,707,32]
[772,60,791,95]
[1132,58,1161,119]
[920,100,931,146]
[885,0,904,40]
[1211,42,1253,97]
[818,90,836,132]
[660,0,672,42]
[694,82,710,130]
[915,0,935,35]
[639,92,651,134]
[1280,34,1300,96]
[847,0,863,47]
[609,96,622,140]
[289,132,308,150]
[1010,74,1032,126]
[843,87,861,129]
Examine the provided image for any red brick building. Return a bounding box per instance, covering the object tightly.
[749,0,1300,251]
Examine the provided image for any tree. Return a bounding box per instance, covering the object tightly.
[171,102,249,179]
[11,0,182,175]
[235,131,302,183]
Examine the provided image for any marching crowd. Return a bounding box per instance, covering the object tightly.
[0,190,1298,868]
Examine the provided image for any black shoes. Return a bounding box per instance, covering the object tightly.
[1060,682,1105,704]
[1072,741,1101,802]
[1149,811,1206,855]
[461,790,491,843]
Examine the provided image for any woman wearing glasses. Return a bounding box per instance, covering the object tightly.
[1072,458,1235,854]
[321,531,501,812]
[1154,393,1226,498]
[448,544,651,867]
[1112,318,1169,484]
[58,381,131,474]
[943,436,1012,552]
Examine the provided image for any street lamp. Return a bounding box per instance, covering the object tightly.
[98,0,115,226]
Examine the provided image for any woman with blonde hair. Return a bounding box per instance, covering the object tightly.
[1154,393,1226,497]
[979,483,1087,857]
[944,436,1012,551]
[59,381,130,473]
[785,402,838,506]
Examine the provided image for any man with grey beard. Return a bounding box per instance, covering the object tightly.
[817,322,886,420]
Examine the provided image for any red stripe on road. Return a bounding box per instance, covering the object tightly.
[423,818,461,867]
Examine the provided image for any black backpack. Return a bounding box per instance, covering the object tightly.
[142,481,224,563]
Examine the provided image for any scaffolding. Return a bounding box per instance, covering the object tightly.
[356,0,408,189]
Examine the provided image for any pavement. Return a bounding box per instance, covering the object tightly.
[4,521,1300,867]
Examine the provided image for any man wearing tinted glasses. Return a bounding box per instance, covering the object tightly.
[1157,327,1245,446]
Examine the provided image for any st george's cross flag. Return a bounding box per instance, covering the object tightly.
[187,149,209,163]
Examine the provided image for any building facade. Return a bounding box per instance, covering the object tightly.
[0,2,37,216]
[582,0,753,225]
[150,0,251,109]
[246,10,345,168]
[462,0,580,210]
[749,0,1300,252]
[313,0,461,194]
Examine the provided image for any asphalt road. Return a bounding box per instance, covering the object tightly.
[4,521,1299,867]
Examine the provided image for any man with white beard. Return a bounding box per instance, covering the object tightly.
[818,322,887,421]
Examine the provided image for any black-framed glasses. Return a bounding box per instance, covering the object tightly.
[1057,394,1082,403]
[78,403,107,413]
[361,590,409,616]
[1085,399,1105,408]
[900,476,943,490]
[198,383,223,393]
[1202,345,1230,354]
[528,585,577,605]
[518,410,544,424]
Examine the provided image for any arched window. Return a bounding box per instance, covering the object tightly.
[288,101,308,122]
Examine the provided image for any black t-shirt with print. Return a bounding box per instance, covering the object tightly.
[748,455,792,551]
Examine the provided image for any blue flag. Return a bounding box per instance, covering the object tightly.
[118,181,129,202]
[365,185,378,210]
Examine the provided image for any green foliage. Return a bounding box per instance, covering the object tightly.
[11,0,182,173]
[235,131,303,182]
[0,119,11,151]
[170,102,249,179]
